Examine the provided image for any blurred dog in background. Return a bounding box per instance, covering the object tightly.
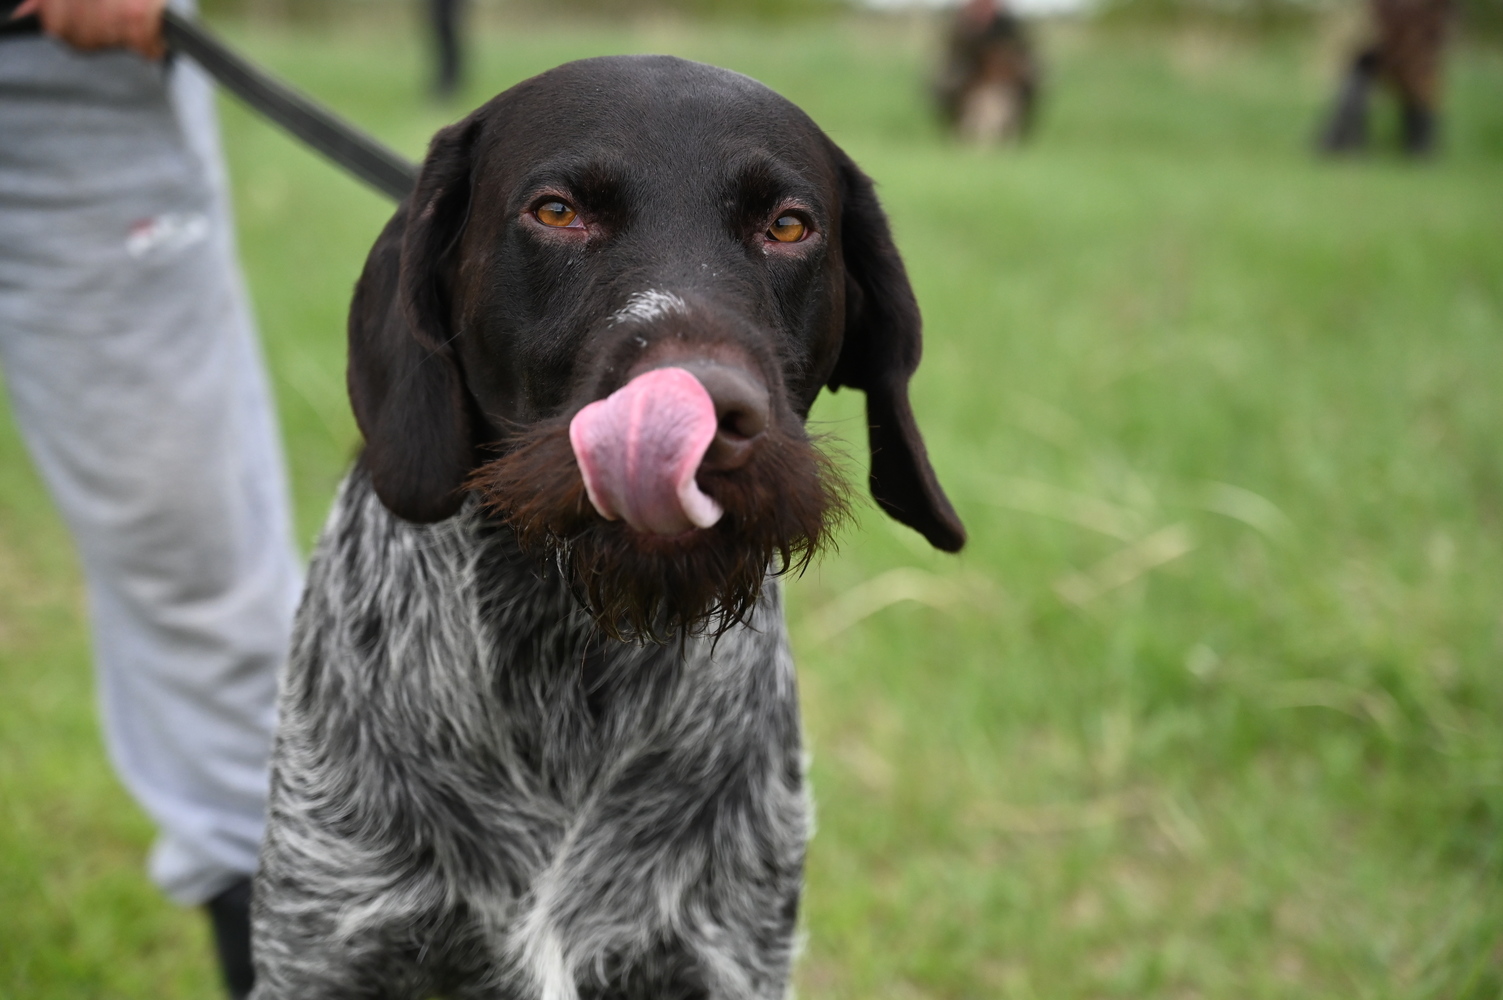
[934,0,1040,145]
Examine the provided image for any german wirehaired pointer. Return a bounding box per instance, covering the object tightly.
[934,0,1038,145]
[251,55,966,1000]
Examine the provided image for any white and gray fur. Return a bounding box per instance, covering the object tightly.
[253,470,808,1000]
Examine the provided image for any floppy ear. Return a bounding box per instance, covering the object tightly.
[348,119,480,523]
[827,150,967,552]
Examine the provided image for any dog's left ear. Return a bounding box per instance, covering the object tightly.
[348,119,480,523]
[827,149,967,552]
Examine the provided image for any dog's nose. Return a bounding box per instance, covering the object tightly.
[675,362,770,471]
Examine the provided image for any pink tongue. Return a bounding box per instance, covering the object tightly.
[569,367,724,536]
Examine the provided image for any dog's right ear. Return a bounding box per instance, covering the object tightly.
[348,119,480,523]
[827,149,967,553]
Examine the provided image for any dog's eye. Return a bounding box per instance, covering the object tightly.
[534,200,579,228]
[767,215,807,243]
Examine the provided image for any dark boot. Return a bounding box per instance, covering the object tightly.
[429,0,465,99]
[1318,49,1379,154]
[1401,103,1439,157]
[205,877,256,1000]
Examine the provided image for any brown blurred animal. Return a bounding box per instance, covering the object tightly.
[1318,0,1453,156]
[935,0,1040,144]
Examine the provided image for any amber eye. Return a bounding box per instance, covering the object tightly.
[534,200,578,227]
[768,214,807,243]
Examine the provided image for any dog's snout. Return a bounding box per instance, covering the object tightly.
[679,362,770,471]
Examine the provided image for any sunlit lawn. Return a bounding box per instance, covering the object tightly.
[2,12,1501,998]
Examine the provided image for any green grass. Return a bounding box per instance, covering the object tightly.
[3,14,1502,998]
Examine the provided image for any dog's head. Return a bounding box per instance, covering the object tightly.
[349,55,965,639]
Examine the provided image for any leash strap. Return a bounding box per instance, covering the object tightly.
[2,0,417,202]
[161,12,417,201]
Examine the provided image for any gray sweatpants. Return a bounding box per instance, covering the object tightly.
[0,35,303,905]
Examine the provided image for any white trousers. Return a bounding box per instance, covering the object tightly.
[0,35,302,905]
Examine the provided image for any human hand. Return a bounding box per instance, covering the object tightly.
[11,0,167,59]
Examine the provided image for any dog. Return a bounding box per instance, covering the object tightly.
[251,54,965,1000]
[934,0,1039,145]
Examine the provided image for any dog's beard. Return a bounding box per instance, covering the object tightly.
[468,416,849,642]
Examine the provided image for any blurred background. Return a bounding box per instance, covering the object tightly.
[2,0,1501,994]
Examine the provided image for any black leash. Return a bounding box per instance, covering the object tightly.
[160,12,417,201]
[3,1,417,202]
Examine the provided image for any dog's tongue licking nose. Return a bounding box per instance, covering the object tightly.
[570,367,724,536]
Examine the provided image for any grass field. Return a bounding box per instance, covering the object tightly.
[3,13,1502,998]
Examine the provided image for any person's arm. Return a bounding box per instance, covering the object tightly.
[11,0,166,59]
